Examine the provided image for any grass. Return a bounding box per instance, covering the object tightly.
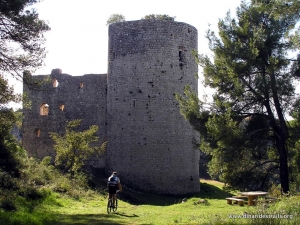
[1,180,300,225]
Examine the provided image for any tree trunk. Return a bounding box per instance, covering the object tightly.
[275,133,289,194]
[264,99,290,194]
[269,72,290,194]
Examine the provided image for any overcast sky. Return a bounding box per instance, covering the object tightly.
[32,0,242,76]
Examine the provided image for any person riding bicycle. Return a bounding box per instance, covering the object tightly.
[107,171,122,207]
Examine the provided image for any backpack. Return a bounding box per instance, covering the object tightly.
[108,176,117,187]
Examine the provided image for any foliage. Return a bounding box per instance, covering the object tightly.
[141,14,175,21]
[247,195,300,225]
[177,1,300,192]
[0,110,25,178]
[50,119,106,177]
[286,118,300,192]
[0,0,50,79]
[0,82,24,186]
[0,153,96,217]
[252,0,300,50]
[1,177,299,225]
[106,14,125,25]
[0,0,49,186]
[0,76,21,106]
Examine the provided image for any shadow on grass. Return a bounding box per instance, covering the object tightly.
[196,182,233,199]
[46,212,139,225]
[114,212,139,218]
[118,181,233,206]
[119,189,183,206]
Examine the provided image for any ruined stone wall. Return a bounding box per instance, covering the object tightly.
[22,69,107,168]
[106,20,200,194]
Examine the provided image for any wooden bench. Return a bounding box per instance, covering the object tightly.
[226,197,245,206]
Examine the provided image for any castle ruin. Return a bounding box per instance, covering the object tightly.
[23,20,200,195]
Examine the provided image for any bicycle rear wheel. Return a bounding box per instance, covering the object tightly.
[107,199,113,214]
[113,199,118,212]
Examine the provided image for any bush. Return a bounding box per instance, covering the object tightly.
[21,157,56,186]
[248,196,300,225]
[268,183,282,198]
[0,170,18,190]
[0,192,18,211]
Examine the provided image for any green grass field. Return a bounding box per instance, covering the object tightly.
[1,180,299,225]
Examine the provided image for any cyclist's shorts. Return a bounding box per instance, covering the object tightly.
[108,186,117,194]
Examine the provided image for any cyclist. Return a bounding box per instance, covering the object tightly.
[107,171,122,207]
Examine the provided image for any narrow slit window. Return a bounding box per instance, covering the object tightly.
[178,46,184,62]
[179,51,183,62]
[40,103,49,115]
[131,99,137,108]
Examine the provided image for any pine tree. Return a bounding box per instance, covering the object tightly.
[177,1,300,193]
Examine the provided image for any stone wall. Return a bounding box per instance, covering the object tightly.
[106,20,200,195]
[23,19,200,195]
[22,69,107,168]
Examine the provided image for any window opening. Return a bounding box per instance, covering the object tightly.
[79,82,84,89]
[131,99,137,108]
[179,50,183,61]
[34,128,41,137]
[59,104,65,111]
[179,46,185,69]
[40,103,49,115]
[53,79,59,87]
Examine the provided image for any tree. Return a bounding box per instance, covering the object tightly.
[252,0,300,49]
[287,118,300,191]
[178,1,300,193]
[177,88,280,190]
[0,76,21,106]
[141,14,175,21]
[50,119,106,178]
[0,87,27,191]
[106,14,125,26]
[0,0,49,193]
[0,0,50,79]
[0,76,23,178]
[0,109,24,174]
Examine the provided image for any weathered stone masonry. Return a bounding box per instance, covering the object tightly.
[23,20,200,195]
[22,70,107,168]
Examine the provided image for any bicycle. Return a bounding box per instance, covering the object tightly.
[107,190,119,214]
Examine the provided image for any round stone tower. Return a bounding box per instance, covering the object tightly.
[106,20,200,195]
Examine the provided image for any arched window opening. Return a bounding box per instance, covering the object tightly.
[40,103,49,115]
[34,128,41,137]
[59,104,65,111]
[53,79,59,87]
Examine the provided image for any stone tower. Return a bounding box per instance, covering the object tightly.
[106,20,200,194]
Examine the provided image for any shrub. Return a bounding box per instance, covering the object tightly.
[0,169,18,190]
[0,192,17,211]
[248,196,300,225]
